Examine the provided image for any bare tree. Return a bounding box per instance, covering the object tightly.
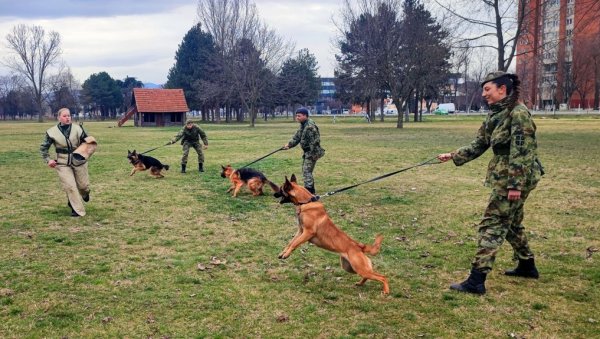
[571,34,600,109]
[336,0,450,128]
[197,0,293,126]
[3,24,62,122]
[432,0,529,71]
[47,65,82,117]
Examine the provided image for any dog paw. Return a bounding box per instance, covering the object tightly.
[278,253,288,260]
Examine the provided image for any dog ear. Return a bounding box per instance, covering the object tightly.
[283,177,293,191]
[221,165,225,170]
[128,150,131,154]
[290,174,297,183]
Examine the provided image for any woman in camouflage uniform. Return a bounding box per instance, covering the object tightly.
[437,71,544,295]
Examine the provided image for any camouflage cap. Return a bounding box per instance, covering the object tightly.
[186,119,194,124]
[481,71,511,87]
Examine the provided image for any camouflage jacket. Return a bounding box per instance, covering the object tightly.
[172,125,208,145]
[288,119,325,160]
[452,98,543,194]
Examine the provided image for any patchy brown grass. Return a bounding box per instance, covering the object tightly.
[0,115,598,337]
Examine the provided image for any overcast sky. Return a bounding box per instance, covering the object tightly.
[0,0,341,85]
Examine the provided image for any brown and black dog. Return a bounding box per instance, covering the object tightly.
[127,150,170,178]
[220,164,275,197]
[272,174,390,294]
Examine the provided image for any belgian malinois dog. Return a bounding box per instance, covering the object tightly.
[271,174,389,294]
[127,150,169,178]
[220,164,275,197]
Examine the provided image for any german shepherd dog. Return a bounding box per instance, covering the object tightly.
[271,174,389,294]
[127,150,169,178]
[220,164,275,197]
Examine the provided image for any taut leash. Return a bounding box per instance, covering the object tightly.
[140,142,171,155]
[317,157,442,199]
[239,147,284,168]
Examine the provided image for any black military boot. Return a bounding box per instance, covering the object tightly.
[181,164,186,173]
[305,185,315,194]
[199,163,204,173]
[68,200,80,217]
[504,258,539,279]
[450,269,487,295]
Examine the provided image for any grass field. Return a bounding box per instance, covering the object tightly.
[0,115,598,338]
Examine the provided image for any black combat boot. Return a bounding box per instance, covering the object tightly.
[450,269,487,295]
[199,163,204,173]
[181,164,186,173]
[504,258,539,279]
[304,185,315,194]
[68,200,80,217]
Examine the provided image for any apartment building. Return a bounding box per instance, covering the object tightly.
[516,0,600,109]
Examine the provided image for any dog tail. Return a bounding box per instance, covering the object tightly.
[164,165,170,171]
[362,234,383,255]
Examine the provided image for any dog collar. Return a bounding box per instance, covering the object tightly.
[295,195,320,205]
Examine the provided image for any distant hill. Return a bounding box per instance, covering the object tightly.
[143,82,163,89]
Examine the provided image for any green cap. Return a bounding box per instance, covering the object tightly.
[481,71,510,87]
[186,119,194,124]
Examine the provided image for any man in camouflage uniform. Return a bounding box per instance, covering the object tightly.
[437,71,544,295]
[169,119,208,174]
[283,107,325,194]
[40,108,92,217]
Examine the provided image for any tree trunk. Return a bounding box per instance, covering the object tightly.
[594,78,600,110]
[413,89,419,122]
[380,97,385,122]
[392,94,404,129]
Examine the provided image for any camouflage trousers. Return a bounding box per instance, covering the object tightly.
[302,155,319,188]
[181,142,204,165]
[472,189,535,274]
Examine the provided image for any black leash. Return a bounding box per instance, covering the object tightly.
[317,157,442,199]
[140,142,171,155]
[239,147,284,168]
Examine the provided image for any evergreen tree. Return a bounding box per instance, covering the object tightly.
[81,72,123,118]
[165,23,219,110]
[278,48,321,107]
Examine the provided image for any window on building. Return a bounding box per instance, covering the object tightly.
[170,113,182,123]
[544,63,558,72]
[143,114,155,123]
